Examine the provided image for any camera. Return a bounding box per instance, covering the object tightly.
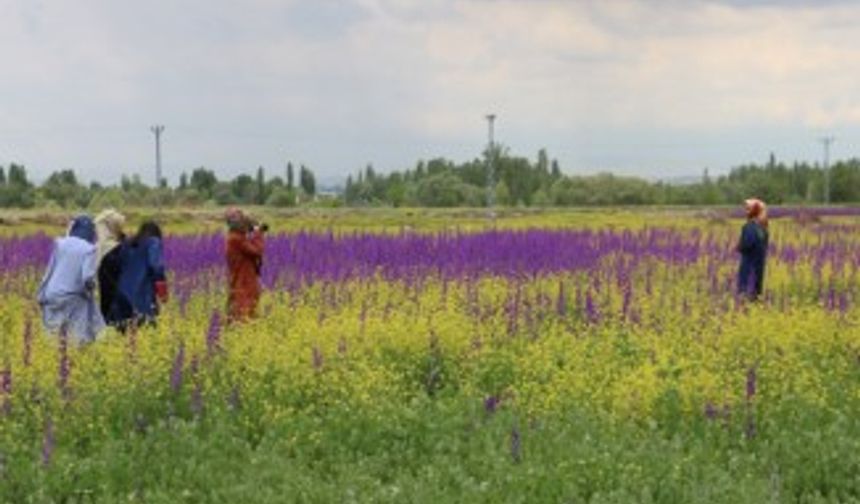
[254,222,269,233]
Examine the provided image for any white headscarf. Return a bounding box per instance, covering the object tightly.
[94,209,126,264]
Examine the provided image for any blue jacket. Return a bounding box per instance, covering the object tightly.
[116,237,166,320]
[737,220,768,296]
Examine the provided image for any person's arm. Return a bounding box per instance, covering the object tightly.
[147,238,169,303]
[81,247,97,292]
[237,230,264,259]
[147,238,167,282]
[37,241,59,303]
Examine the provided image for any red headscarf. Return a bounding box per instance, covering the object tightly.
[744,198,768,228]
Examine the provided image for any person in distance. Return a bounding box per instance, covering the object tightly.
[114,220,168,329]
[736,198,769,301]
[94,209,127,327]
[225,208,266,322]
[37,215,105,344]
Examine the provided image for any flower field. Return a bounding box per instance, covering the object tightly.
[2,210,860,503]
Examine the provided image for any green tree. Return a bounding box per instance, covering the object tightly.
[385,172,407,207]
[551,160,561,180]
[300,165,316,196]
[0,164,35,208]
[266,187,297,207]
[416,172,467,207]
[42,169,85,208]
[256,166,266,204]
[190,168,218,200]
[494,180,511,206]
[287,162,294,190]
[7,164,31,187]
[231,174,257,203]
[831,160,860,202]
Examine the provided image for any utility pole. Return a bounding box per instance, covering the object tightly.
[485,113,496,219]
[151,125,165,213]
[820,136,835,204]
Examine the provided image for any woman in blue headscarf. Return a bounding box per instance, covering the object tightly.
[37,215,106,344]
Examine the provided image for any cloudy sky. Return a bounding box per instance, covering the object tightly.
[1,0,859,185]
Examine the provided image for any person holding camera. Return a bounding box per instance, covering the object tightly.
[225,208,266,322]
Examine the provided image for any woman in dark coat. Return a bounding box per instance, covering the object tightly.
[115,221,168,327]
[95,209,126,326]
[737,198,769,300]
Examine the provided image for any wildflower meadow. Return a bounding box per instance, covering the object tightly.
[1,209,860,503]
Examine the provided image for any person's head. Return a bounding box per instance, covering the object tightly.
[68,215,96,244]
[132,220,163,246]
[225,207,251,232]
[95,208,126,241]
[744,198,768,227]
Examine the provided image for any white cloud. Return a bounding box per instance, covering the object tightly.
[0,0,859,182]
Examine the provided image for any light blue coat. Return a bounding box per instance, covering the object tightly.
[37,236,105,343]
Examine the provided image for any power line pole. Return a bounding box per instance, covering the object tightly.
[151,125,165,213]
[820,136,835,204]
[485,113,496,219]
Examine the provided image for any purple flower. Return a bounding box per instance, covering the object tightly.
[22,318,32,367]
[838,292,850,314]
[227,385,241,411]
[510,425,521,463]
[585,290,599,325]
[58,326,71,400]
[746,366,757,401]
[484,395,500,414]
[312,346,324,371]
[206,310,222,357]
[190,355,204,417]
[0,367,11,415]
[745,412,756,440]
[555,281,567,317]
[621,285,632,320]
[41,417,55,467]
[704,402,718,420]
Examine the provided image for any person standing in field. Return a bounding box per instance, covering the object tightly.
[736,198,769,300]
[94,209,126,326]
[115,221,168,328]
[37,215,105,344]
[225,208,266,322]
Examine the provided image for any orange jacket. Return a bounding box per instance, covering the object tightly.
[226,229,264,320]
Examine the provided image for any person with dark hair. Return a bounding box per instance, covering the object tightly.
[37,215,105,344]
[225,208,266,322]
[95,209,126,326]
[737,198,769,300]
[114,220,168,327]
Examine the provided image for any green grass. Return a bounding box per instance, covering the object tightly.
[0,206,726,237]
[4,397,860,503]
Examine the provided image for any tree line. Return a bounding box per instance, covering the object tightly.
[344,149,860,207]
[2,149,859,209]
[0,162,319,209]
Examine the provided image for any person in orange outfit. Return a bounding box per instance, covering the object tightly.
[225,208,266,322]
